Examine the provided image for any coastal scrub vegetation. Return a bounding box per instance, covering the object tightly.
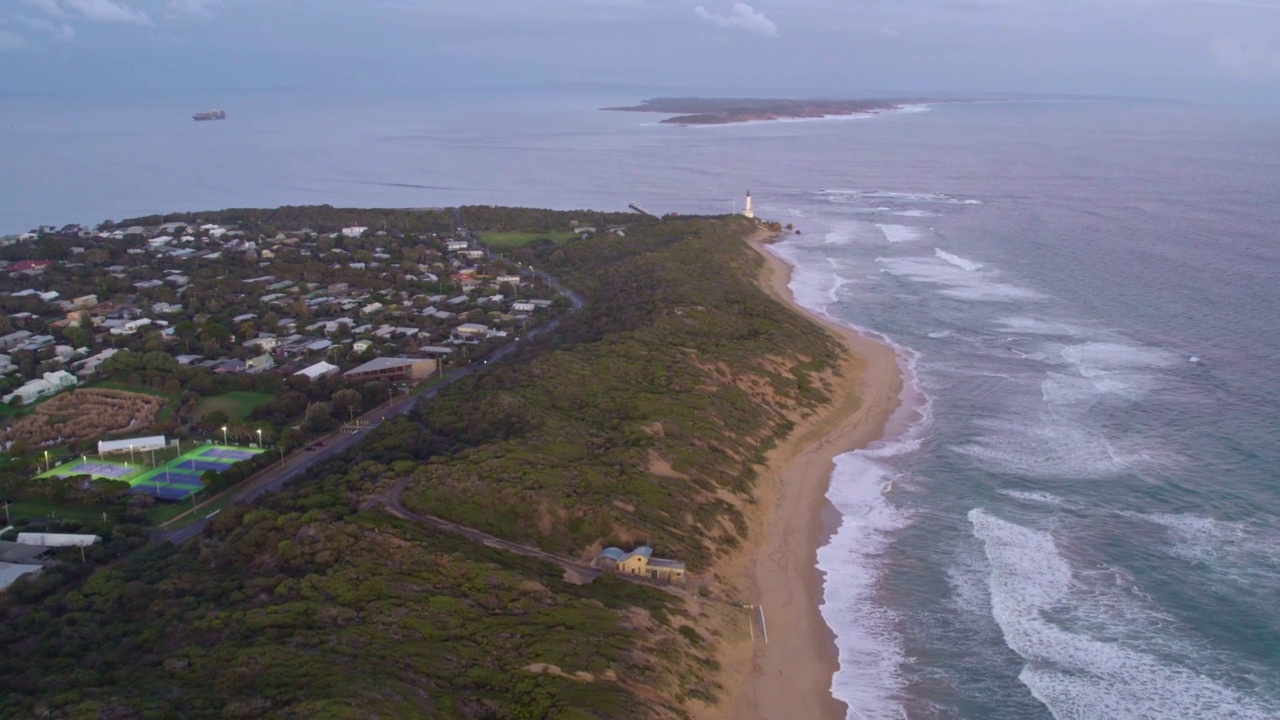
[0,212,846,719]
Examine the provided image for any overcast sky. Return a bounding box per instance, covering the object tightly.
[2,0,1278,102]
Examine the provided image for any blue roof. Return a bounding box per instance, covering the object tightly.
[599,546,654,562]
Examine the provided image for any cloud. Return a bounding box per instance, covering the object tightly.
[1209,35,1280,76]
[166,0,220,19]
[880,27,900,37]
[18,0,67,19]
[15,15,77,41]
[695,3,778,37]
[0,29,29,50]
[62,0,153,25]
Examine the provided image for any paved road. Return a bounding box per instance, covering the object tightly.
[152,216,583,545]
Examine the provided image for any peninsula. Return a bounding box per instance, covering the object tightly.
[0,207,900,719]
[604,96,928,125]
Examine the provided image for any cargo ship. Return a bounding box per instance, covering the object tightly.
[192,109,226,121]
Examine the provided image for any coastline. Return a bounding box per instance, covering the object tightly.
[713,228,904,720]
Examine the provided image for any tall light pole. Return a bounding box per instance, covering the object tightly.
[222,426,228,446]
[256,428,263,449]
[128,445,134,465]
[43,450,49,473]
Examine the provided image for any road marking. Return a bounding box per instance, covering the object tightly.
[759,605,768,645]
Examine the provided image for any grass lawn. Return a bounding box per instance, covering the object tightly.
[480,231,577,250]
[147,501,195,525]
[195,392,273,422]
[162,492,237,530]
[83,380,181,400]
[5,501,108,526]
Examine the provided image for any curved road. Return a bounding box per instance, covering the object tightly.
[153,218,583,545]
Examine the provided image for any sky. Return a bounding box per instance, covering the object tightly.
[1,0,1279,103]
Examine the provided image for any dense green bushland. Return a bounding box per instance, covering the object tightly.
[386,216,843,568]
[0,212,844,719]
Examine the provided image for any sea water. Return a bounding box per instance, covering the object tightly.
[4,90,1279,719]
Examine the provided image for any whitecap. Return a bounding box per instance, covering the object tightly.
[876,224,924,243]
[997,490,1066,506]
[969,510,1280,719]
[934,248,983,271]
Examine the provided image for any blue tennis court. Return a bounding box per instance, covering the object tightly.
[201,448,258,461]
[131,485,196,501]
[175,459,235,473]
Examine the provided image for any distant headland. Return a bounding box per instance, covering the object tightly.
[602,97,936,125]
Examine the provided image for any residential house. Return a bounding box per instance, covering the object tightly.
[341,227,368,238]
[245,354,276,374]
[294,361,340,381]
[244,336,279,353]
[7,260,52,276]
[3,370,79,406]
[0,331,32,351]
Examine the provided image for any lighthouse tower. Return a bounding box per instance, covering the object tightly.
[742,190,755,219]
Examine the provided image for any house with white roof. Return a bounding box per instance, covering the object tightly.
[3,370,78,406]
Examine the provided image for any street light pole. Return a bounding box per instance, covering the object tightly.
[256,428,263,449]
[222,426,228,446]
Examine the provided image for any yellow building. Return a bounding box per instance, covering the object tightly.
[594,546,686,584]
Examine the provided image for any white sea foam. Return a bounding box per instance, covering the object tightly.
[970,509,1280,719]
[997,490,1066,506]
[993,316,1090,337]
[1032,341,1180,402]
[876,255,1045,303]
[820,348,930,720]
[934,248,983,271]
[817,189,980,205]
[875,224,924,243]
[1123,512,1280,590]
[893,209,937,217]
[953,415,1160,479]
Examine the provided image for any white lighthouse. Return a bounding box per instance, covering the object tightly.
[742,190,755,219]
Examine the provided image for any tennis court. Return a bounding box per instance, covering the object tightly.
[174,459,237,473]
[200,448,259,461]
[132,444,265,501]
[41,460,140,481]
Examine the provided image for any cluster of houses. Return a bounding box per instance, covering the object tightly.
[0,220,565,406]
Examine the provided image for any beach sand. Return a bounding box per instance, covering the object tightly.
[708,229,903,720]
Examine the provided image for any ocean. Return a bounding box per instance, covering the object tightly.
[4,90,1279,719]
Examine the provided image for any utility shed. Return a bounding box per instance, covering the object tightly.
[0,562,42,592]
[16,533,102,547]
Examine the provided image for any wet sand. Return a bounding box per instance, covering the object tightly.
[710,229,903,720]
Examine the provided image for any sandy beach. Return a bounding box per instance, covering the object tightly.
[710,229,903,720]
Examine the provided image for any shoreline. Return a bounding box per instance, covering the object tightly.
[713,228,904,720]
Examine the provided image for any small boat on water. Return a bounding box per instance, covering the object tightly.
[193,109,226,121]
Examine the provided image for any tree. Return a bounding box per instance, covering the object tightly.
[330,389,362,422]
[203,410,229,429]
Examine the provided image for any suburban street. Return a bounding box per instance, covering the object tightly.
[152,221,583,545]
